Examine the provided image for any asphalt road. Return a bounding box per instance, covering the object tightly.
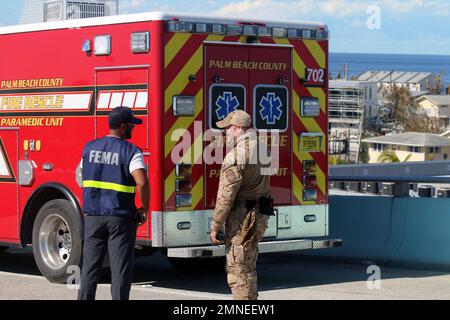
[1,247,450,300]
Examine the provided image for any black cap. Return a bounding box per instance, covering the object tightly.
[108,106,143,127]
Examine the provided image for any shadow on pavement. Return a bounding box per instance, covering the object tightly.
[0,247,448,295]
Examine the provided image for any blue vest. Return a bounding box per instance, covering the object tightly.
[82,136,141,217]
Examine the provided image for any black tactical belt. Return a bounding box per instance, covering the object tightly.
[245,197,275,216]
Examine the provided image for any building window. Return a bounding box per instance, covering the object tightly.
[429,147,441,154]
[373,143,387,152]
[409,146,421,153]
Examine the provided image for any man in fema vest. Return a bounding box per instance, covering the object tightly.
[78,106,150,300]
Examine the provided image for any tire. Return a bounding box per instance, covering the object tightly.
[0,246,8,253]
[168,257,226,274]
[32,199,82,284]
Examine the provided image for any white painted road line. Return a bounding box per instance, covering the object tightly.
[128,285,231,300]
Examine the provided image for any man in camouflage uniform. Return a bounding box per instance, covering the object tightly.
[210,110,271,301]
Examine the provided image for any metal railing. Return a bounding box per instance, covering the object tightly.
[329,161,450,197]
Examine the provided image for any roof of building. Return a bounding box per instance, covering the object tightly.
[329,80,375,89]
[410,91,430,98]
[356,71,433,84]
[416,95,450,106]
[363,132,450,147]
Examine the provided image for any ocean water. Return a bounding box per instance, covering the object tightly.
[330,53,450,89]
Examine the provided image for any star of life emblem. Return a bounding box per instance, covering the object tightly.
[215,92,240,120]
[259,92,283,125]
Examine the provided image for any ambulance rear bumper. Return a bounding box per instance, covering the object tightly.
[166,238,342,258]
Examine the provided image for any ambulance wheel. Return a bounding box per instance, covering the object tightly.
[167,257,226,273]
[32,199,82,284]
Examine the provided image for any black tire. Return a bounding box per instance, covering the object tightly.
[168,257,226,274]
[32,199,82,284]
[0,246,8,253]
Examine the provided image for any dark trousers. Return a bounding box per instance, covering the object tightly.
[77,215,137,300]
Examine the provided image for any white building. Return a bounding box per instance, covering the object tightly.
[328,80,378,162]
[356,71,443,94]
[20,0,118,24]
[329,80,379,121]
[415,95,450,128]
[363,132,450,163]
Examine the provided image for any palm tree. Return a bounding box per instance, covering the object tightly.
[378,150,412,163]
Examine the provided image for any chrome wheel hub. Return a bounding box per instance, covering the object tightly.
[39,214,71,270]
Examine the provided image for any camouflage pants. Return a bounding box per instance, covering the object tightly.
[225,205,269,300]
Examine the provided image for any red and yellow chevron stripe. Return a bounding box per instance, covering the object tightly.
[163,33,228,211]
[273,38,328,205]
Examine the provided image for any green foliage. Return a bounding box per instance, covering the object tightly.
[359,142,370,164]
[378,150,400,163]
[377,150,412,163]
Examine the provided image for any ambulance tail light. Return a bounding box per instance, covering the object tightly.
[303,175,317,188]
[176,194,192,208]
[176,179,193,193]
[175,164,193,208]
[176,164,192,178]
[303,188,318,202]
[173,96,195,116]
[303,160,318,202]
[303,160,317,176]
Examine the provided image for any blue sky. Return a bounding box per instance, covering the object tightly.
[1,0,450,55]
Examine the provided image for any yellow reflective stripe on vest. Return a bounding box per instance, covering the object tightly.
[82,180,136,194]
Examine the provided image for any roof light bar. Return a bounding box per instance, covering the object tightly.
[238,21,266,26]
[258,26,272,37]
[195,23,210,33]
[165,21,328,40]
[272,27,288,38]
[212,24,226,35]
[243,25,258,36]
[288,28,300,38]
[302,29,315,39]
[166,21,193,32]
[316,30,329,40]
[227,25,243,35]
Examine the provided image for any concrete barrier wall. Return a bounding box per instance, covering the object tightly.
[304,196,450,269]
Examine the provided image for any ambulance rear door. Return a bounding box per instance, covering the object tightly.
[204,42,293,209]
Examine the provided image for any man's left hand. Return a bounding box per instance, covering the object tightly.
[210,230,222,245]
[136,208,148,226]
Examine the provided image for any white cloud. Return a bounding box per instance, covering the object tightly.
[214,0,315,19]
[319,0,368,18]
[214,0,450,19]
[122,0,145,9]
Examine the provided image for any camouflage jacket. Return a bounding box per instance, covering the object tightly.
[211,130,271,232]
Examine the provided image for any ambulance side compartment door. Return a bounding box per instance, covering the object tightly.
[0,129,19,241]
